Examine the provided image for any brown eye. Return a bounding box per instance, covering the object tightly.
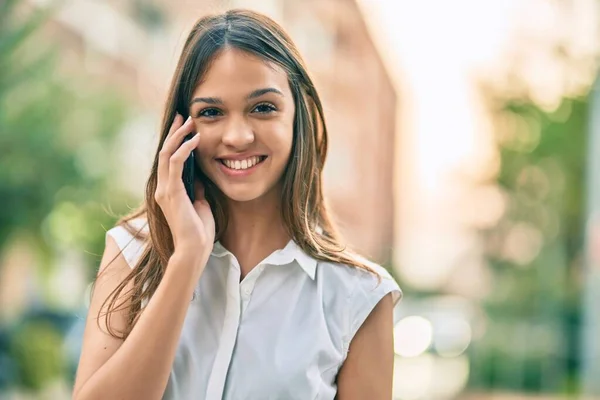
[198,108,222,118]
[252,103,277,114]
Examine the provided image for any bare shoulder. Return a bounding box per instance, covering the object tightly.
[336,291,395,400]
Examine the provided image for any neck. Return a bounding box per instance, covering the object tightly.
[219,188,290,275]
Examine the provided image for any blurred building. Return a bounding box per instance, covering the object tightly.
[24,0,170,107]
[22,0,179,194]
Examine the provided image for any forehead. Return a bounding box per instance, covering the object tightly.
[193,47,290,97]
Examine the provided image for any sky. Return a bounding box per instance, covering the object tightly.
[358,0,599,290]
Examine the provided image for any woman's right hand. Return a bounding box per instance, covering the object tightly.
[154,114,216,266]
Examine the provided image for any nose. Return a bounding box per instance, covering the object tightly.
[221,115,255,148]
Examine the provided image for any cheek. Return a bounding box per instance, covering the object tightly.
[266,121,294,158]
[193,138,215,171]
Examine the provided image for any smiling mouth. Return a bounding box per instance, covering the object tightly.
[217,155,267,171]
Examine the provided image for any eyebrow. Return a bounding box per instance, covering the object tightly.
[189,87,284,106]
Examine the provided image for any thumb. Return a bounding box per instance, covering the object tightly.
[192,179,209,210]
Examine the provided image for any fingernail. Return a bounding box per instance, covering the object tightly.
[186,116,192,123]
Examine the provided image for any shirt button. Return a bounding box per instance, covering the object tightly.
[244,287,251,296]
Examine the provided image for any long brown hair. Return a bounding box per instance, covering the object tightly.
[98,9,379,339]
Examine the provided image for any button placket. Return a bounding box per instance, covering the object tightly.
[240,263,269,314]
[240,266,264,313]
[238,274,249,314]
[205,255,241,399]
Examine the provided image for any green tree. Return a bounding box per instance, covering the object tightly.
[0,0,133,270]
[468,87,589,394]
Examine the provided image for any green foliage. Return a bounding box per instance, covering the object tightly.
[8,321,65,391]
[0,0,134,268]
[469,95,588,393]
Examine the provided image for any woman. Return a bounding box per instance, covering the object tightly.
[73,9,402,400]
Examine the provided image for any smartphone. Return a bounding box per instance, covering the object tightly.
[182,133,196,203]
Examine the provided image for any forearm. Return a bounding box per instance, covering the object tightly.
[74,251,205,400]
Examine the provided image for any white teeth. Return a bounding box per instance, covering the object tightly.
[222,156,263,170]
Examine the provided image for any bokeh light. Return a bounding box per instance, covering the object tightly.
[394,316,434,358]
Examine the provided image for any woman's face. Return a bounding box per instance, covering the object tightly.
[188,47,295,203]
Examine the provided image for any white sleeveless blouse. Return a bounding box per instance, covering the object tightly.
[106,219,402,400]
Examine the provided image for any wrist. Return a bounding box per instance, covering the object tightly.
[170,247,209,273]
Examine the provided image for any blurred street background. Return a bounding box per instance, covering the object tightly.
[1,0,600,398]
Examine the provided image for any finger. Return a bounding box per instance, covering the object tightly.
[192,178,208,211]
[193,178,207,206]
[167,113,184,139]
[193,179,214,228]
[162,116,196,157]
[194,178,205,201]
[167,132,200,193]
[158,113,183,185]
[158,115,193,186]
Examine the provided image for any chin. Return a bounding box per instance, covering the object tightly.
[218,184,270,203]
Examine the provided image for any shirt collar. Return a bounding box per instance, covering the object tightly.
[211,239,318,280]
